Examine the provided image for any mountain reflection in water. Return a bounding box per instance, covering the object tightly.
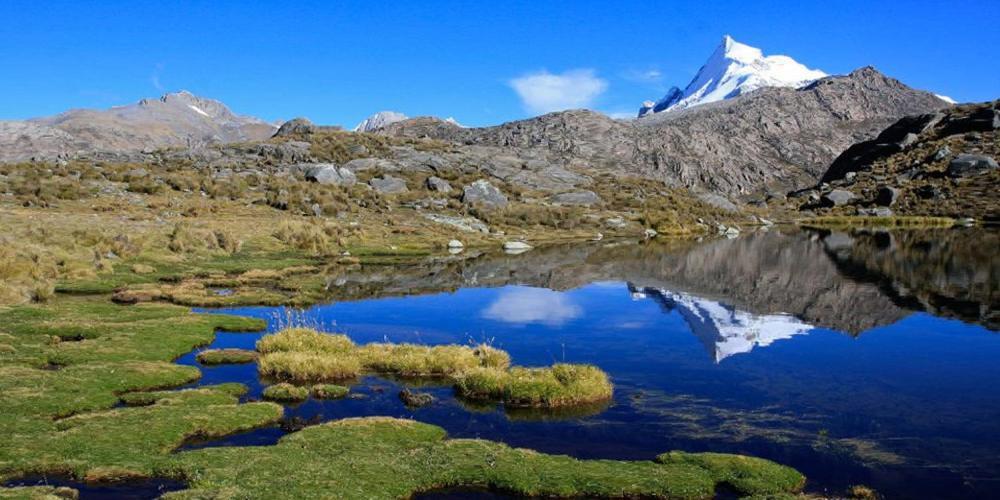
[189,227,998,500]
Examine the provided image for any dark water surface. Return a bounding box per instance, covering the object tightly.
[179,227,998,499]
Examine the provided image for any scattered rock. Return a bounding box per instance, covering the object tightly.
[898,132,919,148]
[605,217,627,229]
[370,175,408,194]
[948,154,998,178]
[398,389,435,408]
[300,164,357,187]
[425,176,453,193]
[916,184,944,199]
[423,214,489,233]
[462,180,508,209]
[643,228,658,239]
[550,190,601,206]
[503,241,532,252]
[875,186,899,206]
[933,146,951,161]
[821,189,856,207]
[447,239,464,249]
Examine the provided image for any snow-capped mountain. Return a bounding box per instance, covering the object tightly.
[639,35,827,117]
[637,287,813,362]
[354,111,408,132]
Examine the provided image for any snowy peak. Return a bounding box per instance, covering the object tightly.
[354,111,408,132]
[639,35,827,117]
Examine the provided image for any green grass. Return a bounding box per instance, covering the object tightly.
[164,417,805,499]
[310,384,349,399]
[195,348,257,365]
[262,383,310,402]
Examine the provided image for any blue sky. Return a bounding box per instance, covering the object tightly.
[1,0,997,127]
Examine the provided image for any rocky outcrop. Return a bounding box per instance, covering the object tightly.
[274,117,317,137]
[462,180,508,209]
[803,100,999,221]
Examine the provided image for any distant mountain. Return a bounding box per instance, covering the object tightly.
[639,35,826,117]
[354,111,408,132]
[0,91,275,162]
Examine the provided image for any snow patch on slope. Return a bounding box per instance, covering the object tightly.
[188,104,210,117]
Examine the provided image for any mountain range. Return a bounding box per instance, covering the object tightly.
[0,36,960,199]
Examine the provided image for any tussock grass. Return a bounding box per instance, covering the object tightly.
[256,328,608,408]
[256,327,355,354]
[262,383,310,402]
[196,348,257,365]
[258,351,363,381]
[455,363,613,408]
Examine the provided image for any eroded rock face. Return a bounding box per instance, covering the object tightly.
[462,180,508,209]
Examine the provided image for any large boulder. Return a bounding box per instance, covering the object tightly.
[875,186,899,206]
[300,164,356,187]
[948,154,998,178]
[821,189,856,207]
[697,193,738,212]
[274,117,316,137]
[462,180,508,209]
[550,190,601,206]
[370,175,408,194]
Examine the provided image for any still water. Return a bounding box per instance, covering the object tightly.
[180,227,998,499]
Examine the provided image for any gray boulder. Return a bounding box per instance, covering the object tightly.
[301,164,357,187]
[821,189,856,207]
[948,154,998,178]
[425,176,453,193]
[550,190,601,206]
[462,180,508,209]
[274,117,316,137]
[370,175,408,194]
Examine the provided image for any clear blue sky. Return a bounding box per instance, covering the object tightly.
[1,0,997,127]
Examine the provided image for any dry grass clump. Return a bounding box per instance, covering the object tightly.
[196,348,258,365]
[262,383,310,402]
[258,351,363,382]
[455,363,613,408]
[168,223,243,255]
[256,327,355,354]
[255,328,610,408]
[272,220,339,254]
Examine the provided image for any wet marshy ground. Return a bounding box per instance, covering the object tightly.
[174,227,998,499]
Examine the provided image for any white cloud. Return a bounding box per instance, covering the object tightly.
[482,287,582,326]
[623,68,663,84]
[509,69,608,115]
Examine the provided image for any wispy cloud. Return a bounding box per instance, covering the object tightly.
[623,68,664,84]
[150,63,165,91]
[509,69,607,115]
